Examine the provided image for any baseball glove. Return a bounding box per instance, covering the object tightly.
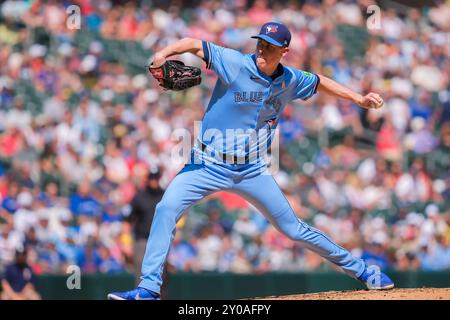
[148,60,202,91]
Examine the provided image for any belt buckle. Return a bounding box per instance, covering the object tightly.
[200,141,249,164]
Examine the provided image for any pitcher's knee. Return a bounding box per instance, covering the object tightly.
[154,200,180,223]
[280,220,310,241]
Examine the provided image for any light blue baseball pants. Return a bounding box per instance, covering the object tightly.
[139,151,365,294]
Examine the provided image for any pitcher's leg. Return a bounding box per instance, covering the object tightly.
[233,174,365,279]
[139,163,230,294]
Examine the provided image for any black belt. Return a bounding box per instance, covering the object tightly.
[199,142,250,164]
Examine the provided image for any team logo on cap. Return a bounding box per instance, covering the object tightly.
[265,25,278,34]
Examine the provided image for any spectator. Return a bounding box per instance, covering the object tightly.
[1,181,19,214]
[1,247,41,300]
[279,105,304,143]
[361,240,391,271]
[69,182,102,218]
[127,168,165,285]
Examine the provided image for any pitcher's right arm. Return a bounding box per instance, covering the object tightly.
[151,38,204,67]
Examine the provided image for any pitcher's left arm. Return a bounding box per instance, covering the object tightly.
[317,74,384,110]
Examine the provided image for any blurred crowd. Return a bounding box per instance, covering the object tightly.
[0,0,449,278]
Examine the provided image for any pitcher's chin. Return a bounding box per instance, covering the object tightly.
[256,56,266,68]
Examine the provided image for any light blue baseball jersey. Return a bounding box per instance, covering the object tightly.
[198,41,320,160]
[135,41,367,296]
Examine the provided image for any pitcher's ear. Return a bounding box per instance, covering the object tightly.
[282,47,290,57]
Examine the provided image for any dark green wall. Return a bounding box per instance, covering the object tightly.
[34,271,450,300]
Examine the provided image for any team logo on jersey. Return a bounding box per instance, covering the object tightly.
[266,96,282,112]
[266,118,277,129]
[266,25,278,34]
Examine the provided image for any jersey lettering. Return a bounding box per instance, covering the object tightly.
[234,91,263,103]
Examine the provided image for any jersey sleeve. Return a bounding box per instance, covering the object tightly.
[202,41,244,85]
[291,69,320,101]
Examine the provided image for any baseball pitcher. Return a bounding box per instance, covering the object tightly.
[108,22,393,300]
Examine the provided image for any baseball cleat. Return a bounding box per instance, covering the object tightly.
[107,287,160,300]
[358,266,395,290]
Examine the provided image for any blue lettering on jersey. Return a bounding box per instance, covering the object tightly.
[234,91,263,103]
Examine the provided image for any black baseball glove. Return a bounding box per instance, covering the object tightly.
[148,60,202,91]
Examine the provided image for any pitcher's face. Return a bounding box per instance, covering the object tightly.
[255,39,288,70]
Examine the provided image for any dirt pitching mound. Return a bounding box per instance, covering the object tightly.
[256,288,450,300]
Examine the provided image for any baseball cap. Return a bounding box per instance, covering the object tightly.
[251,22,291,47]
[147,168,161,180]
